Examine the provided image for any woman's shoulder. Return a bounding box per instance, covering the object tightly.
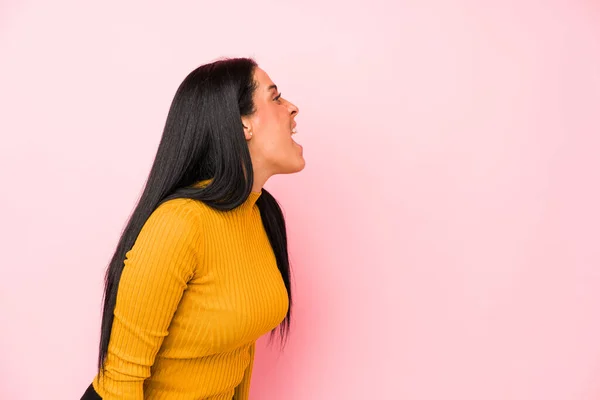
[149,197,227,236]
[147,198,206,233]
[157,197,197,211]
[159,197,216,215]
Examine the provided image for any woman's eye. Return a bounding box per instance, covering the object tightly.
[274,93,282,103]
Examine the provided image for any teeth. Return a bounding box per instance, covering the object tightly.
[291,128,297,134]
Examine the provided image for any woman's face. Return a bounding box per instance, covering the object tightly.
[242,67,304,177]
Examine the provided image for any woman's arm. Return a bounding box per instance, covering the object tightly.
[94,199,202,399]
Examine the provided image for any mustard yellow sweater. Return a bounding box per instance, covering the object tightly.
[92,184,289,399]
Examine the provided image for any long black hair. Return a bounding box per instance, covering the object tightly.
[97,57,292,371]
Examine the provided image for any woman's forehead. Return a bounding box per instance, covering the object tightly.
[254,67,276,90]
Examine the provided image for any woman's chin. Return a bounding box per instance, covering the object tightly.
[277,158,305,175]
[287,144,305,172]
[295,157,306,172]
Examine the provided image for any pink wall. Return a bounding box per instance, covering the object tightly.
[1,0,599,399]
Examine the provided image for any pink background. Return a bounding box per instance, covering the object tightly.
[1,0,600,399]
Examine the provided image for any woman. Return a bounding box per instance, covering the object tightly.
[81,57,303,399]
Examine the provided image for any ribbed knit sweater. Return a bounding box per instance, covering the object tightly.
[92,182,289,399]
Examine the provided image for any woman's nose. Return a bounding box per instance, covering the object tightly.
[288,101,299,116]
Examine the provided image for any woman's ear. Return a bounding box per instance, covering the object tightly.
[241,117,253,141]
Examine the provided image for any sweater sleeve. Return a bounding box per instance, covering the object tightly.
[233,342,256,400]
[93,199,202,399]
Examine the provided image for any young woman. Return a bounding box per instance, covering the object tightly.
[81,57,304,399]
